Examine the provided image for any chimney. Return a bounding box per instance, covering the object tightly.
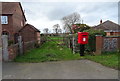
[100,19,102,24]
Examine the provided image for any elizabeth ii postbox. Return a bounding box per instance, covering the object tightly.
[78,32,89,44]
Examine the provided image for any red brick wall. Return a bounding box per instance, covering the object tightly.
[95,35,103,55]
[106,32,120,36]
[8,43,19,61]
[8,41,35,61]
[2,3,26,43]
[12,3,26,33]
[19,26,37,42]
[2,15,14,41]
[36,32,40,44]
[0,3,1,46]
[96,36,120,54]
[0,27,1,46]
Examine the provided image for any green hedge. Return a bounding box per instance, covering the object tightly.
[83,29,105,52]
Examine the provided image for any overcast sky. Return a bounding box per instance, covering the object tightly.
[0,0,119,33]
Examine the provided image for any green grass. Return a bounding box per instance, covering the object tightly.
[84,52,119,70]
[48,36,63,41]
[14,37,82,63]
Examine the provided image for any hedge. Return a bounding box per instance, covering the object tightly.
[83,29,105,52]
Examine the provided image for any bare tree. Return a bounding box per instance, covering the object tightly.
[53,24,62,34]
[43,28,49,34]
[61,12,81,34]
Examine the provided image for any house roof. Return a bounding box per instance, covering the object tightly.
[1,2,26,21]
[93,20,120,32]
[19,24,40,32]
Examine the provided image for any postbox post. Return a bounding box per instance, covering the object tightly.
[78,32,89,56]
[80,44,85,56]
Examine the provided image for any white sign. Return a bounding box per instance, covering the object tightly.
[1,16,8,24]
[83,38,86,41]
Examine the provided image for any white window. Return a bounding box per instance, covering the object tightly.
[1,16,8,24]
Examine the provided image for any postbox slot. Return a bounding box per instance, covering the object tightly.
[82,35,87,36]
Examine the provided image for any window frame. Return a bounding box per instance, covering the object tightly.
[1,16,8,24]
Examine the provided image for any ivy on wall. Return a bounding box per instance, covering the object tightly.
[83,29,106,52]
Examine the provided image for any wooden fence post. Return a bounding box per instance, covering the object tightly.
[72,36,75,54]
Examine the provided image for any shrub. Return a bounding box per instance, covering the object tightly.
[83,29,105,52]
[72,24,90,33]
[8,40,14,46]
[40,35,47,44]
[34,43,40,48]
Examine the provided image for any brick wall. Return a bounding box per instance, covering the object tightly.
[36,32,40,44]
[0,2,1,47]
[7,41,35,61]
[8,43,19,61]
[12,3,26,33]
[106,32,120,36]
[95,35,103,55]
[0,25,1,46]
[96,36,120,54]
[103,36,120,52]
[19,25,38,42]
[2,2,26,43]
[2,15,14,41]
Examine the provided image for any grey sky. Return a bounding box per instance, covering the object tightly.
[21,2,118,33]
[0,0,119,33]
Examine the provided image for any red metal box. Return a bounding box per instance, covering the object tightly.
[78,32,89,44]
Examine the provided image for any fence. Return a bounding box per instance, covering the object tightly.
[63,35,80,54]
[2,35,37,61]
[23,41,35,52]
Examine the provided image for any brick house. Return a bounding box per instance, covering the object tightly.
[1,2,26,43]
[93,20,120,36]
[19,24,40,44]
[0,24,1,47]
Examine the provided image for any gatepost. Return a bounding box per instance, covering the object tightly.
[2,35,9,61]
[18,36,23,55]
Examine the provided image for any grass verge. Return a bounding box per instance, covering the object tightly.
[14,38,82,62]
[84,52,119,70]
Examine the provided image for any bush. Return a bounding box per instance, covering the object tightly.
[83,29,105,52]
[72,24,90,33]
[34,43,40,48]
[8,40,14,46]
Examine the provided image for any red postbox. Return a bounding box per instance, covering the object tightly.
[78,32,89,44]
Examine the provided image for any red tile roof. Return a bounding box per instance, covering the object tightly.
[19,24,40,32]
[93,20,120,31]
